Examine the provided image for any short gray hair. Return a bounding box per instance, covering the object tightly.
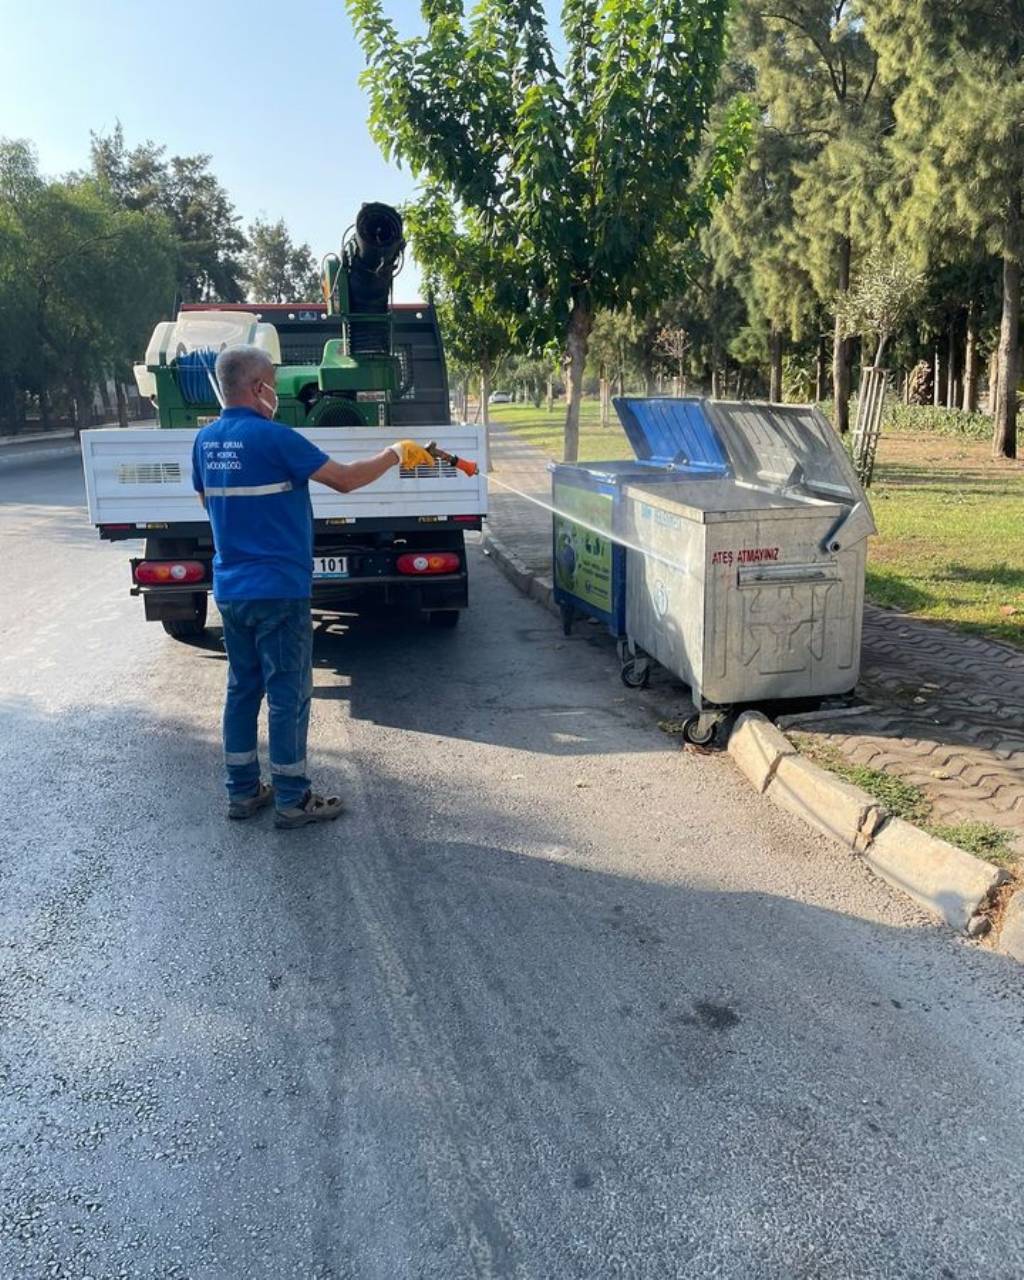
[215,344,274,403]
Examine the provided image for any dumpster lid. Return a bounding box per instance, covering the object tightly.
[612,397,727,471]
[702,400,867,506]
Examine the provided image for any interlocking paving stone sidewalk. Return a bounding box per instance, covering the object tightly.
[486,421,1024,844]
[797,608,1024,838]
[486,424,553,576]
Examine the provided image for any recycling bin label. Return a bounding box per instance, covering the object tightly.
[553,487,614,613]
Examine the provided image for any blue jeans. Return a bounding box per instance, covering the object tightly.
[218,599,313,810]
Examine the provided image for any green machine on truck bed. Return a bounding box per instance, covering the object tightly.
[80,203,488,639]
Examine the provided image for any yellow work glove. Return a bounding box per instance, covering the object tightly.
[391,440,436,469]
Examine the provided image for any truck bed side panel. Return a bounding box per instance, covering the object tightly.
[80,426,488,527]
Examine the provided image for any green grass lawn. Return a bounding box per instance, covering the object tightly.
[490,400,1024,648]
[489,400,633,462]
[863,435,1024,646]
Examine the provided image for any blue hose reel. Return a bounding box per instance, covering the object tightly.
[175,348,221,405]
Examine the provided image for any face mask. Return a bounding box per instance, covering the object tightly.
[256,381,279,418]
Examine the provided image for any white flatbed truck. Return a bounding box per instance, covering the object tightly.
[80,422,488,639]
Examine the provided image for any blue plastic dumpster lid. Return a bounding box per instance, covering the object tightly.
[612,397,727,471]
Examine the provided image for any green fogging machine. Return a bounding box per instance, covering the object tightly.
[136,203,414,430]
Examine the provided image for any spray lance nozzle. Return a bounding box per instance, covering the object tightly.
[426,441,479,478]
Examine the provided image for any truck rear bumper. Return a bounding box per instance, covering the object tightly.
[137,574,468,619]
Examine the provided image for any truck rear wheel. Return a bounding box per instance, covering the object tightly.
[161,593,208,640]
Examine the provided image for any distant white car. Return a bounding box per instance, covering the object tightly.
[489,391,513,404]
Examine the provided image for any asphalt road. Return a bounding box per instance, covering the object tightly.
[2,453,1023,1280]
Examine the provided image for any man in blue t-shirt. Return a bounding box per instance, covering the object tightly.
[192,344,434,829]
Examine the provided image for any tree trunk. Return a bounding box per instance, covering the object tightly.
[480,368,491,427]
[711,340,722,399]
[993,202,1021,458]
[71,378,92,440]
[946,324,957,409]
[963,309,978,412]
[616,370,624,398]
[833,237,852,432]
[600,373,610,428]
[814,335,827,403]
[988,346,1000,416]
[563,292,594,463]
[115,380,129,429]
[98,379,113,418]
[769,323,783,402]
[546,376,554,414]
[933,347,942,407]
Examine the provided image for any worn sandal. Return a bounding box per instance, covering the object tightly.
[274,791,345,830]
[227,782,274,820]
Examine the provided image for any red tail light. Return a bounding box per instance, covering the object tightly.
[396,552,461,575]
[135,560,207,585]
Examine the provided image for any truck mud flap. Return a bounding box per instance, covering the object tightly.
[143,590,208,622]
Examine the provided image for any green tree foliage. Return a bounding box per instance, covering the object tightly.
[347,0,750,460]
[867,0,1024,458]
[705,40,815,402]
[0,138,176,433]
[835,259,924,365]
[404,192,521,426]
[588,308,640,398]
[733,0,893,431]
[90,123,246,302]
[242,218,321,303]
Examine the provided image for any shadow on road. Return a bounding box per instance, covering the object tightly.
[1,691,1022,1278]
[307,602,678,758]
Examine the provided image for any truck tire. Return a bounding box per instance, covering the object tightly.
[427,610,460,629]
[161,593,208,641]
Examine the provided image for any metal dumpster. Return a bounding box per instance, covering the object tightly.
[619,399,876,744]
[551,398,727,636]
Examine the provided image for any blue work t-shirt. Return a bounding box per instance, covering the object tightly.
[191,408,330,602]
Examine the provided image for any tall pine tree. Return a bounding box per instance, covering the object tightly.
[868,0,1023,458]
[737,0,893,431]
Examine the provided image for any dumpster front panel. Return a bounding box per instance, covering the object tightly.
[624,479,865,708]
[702,513,866,704]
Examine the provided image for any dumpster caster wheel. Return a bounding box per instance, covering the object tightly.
[560,604,576,637]
[620,658,650,690]
[681,714,717,747]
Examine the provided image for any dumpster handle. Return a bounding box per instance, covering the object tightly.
[820,500,876,555]
[738,563,840,587]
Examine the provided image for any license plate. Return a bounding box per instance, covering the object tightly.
[313,555,349,579]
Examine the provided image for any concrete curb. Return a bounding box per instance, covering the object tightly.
[865,818,1009,933]
[728,712,1014,946]
[728,711,795,793]
[0,430,76,450]
[482,529,559,620]
[0,442,81,469]
[480,529,1020,959]
[770,754,886,852]
[997,892,1024,962]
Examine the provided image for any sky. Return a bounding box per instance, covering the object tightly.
[0,0,435,301]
